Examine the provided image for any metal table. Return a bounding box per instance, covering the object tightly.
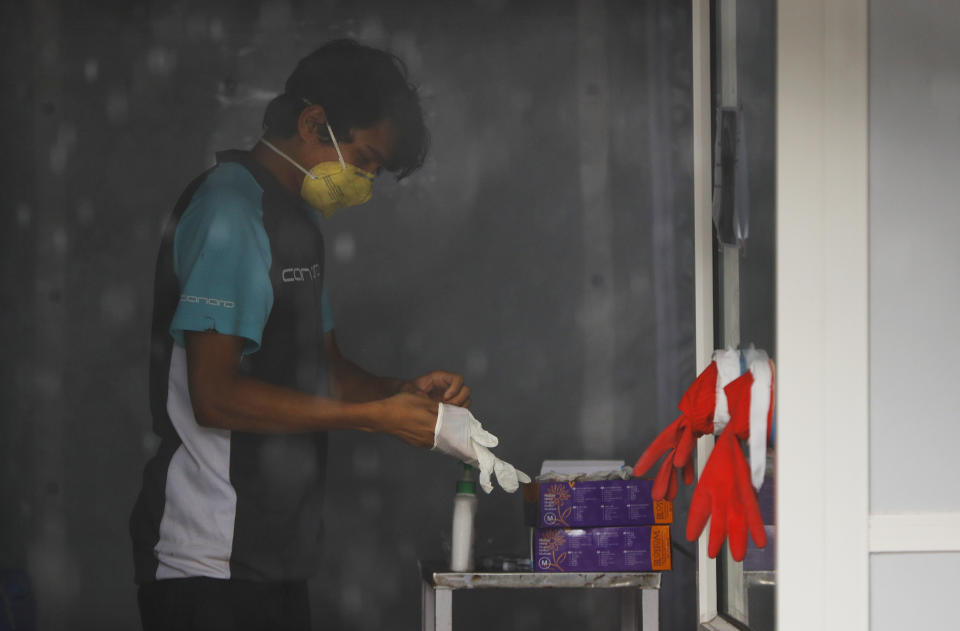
[419,562,661,631]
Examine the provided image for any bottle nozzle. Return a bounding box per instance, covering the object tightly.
[456,463,476,494]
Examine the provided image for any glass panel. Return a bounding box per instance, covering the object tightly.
[712,0,776,628]
[869,0,960,513]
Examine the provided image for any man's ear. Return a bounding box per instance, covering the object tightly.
[297,104,329,145]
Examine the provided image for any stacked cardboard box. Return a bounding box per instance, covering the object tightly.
[524,477,673,572]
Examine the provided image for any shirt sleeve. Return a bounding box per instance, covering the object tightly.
[169,186,273,354]
[321,289,335,333]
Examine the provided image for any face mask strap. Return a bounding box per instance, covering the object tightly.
[259,138,317,180]
[301,97,347,171]
[325,121,347,170]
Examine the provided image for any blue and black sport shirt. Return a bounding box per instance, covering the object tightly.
[131,150,334,583]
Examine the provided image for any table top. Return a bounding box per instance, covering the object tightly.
[419,562,661,590]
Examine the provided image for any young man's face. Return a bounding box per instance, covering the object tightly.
[301,116,397,177]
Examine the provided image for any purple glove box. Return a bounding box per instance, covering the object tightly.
[534,525,672,572]
[524,478,673,529]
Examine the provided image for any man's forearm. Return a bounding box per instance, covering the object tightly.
[184,330,438,444]
[330,355,407,403]
[192,372,384,434]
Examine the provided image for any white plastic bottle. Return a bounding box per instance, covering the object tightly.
[450,463,477,572]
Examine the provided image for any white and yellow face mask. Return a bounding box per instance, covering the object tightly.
[261,120,375,219]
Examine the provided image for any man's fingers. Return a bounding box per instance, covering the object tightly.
[414,372,445,394]
[446,385,471,406]
[442,372,465,399]
[414,371,470,404]
[443,375,464,399]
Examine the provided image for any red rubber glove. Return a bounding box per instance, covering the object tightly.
[633,362,718,499]
[685,373,767,561]
[723,371,767,556]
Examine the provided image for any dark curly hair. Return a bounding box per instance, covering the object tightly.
[263,39,429,180]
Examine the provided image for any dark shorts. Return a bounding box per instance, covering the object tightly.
[137,577,310,631]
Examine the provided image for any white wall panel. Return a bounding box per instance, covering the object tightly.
[869,0,960,512]
[870,553,960,629]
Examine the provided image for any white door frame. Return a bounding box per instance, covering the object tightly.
[691,1,752,627]
[776,1,870,630]
[690,2,721,626]
[692,0,755,627]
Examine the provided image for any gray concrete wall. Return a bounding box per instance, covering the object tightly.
[0,1,699,629]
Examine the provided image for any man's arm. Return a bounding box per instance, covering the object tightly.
[324,331,472,407]
[185,330,439,447]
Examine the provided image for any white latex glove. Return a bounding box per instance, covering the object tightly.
[474,443,532,494]
[743,348,774,491]
[433,403,498,460]
[432,403,531,493]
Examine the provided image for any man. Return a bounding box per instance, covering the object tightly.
[130,40,504,630]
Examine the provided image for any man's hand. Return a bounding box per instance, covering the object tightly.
[403,371,472,407]
[373,392,440,448]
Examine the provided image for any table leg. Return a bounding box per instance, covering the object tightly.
[435,586,453,631]
[641,588,659,631]
[421,579,435,631]
[620,587,638,631]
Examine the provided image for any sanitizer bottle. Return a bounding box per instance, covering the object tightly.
[450,463,477,572]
